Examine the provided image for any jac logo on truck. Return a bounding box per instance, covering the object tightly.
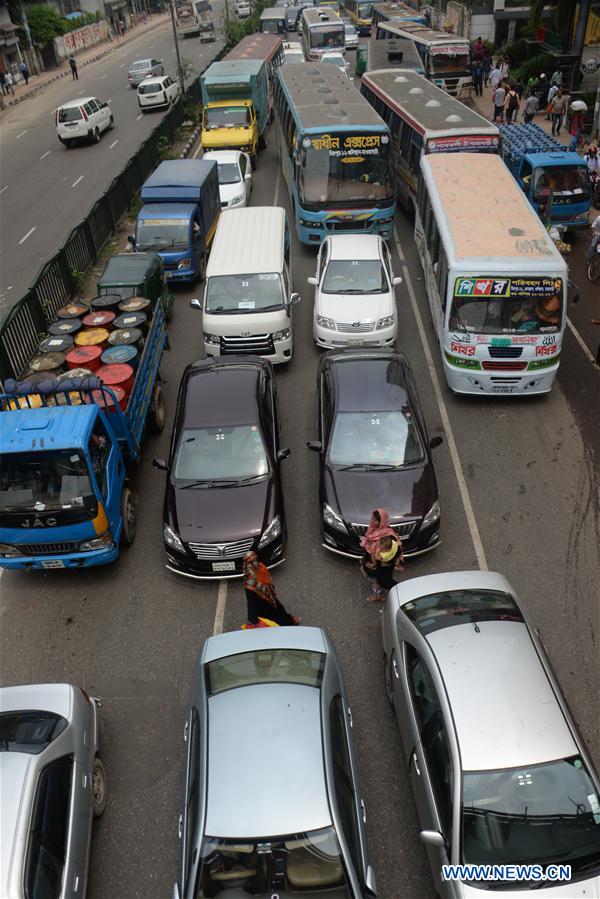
[21,517,58,528]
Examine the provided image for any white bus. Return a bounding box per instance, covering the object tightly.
[300,7,345,60]
[415,153,568,397]
[375,21,471,96]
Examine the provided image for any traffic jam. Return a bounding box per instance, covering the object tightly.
[1,3,599,899]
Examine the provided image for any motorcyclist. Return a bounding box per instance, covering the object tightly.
[584,145,598,175]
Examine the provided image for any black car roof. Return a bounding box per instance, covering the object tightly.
[182,357,265,428]
[98,253,161,285]
[327,352,409,413]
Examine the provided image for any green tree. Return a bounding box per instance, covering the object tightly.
[25,4,67,44]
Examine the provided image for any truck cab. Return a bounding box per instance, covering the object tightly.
[516,152,590,229]
[0,403,126,570]
[97,252,173,320]
[201,99,258,165]
[134,203,207,283]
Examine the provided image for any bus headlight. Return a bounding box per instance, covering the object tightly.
[323,503,347,533]
[203,332,221,345]
[272,328,291,342]
[316,315,336,330]
[376,315,395,330]
[258,515,281,548]
[300,219,323,230]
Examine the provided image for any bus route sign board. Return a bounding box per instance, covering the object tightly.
[454,277,562,299]
[428,135,500,153]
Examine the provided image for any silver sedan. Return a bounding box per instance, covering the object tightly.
[128,57,165,87]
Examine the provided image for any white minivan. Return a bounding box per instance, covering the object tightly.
[193,206,300,364]
[55,96,113,147]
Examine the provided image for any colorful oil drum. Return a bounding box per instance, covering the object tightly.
[82,310,116,329]
[38,335,74,355]
[74,328,109,350]
[96,363,134,396]
[66,345,103,371]
[48,318,82,336]
[100,344,139,368]
[56,302,88,319]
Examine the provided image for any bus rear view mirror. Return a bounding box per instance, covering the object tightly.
[307,276,318,286]
[393,276,402,286]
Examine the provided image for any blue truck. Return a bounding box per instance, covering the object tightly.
[0,285,167,572]
[133,159,221,283]
[499,123,591,230]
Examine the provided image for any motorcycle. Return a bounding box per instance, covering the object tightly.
[590,171,600,210]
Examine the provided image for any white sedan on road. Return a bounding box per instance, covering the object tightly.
[321,51,350,78]
[137,75,180,111]
[309,234,401,348]
[203,149,252,209]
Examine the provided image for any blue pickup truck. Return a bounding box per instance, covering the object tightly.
[0,287,167,571]
[499,123,591,230]
[133,159,221,283]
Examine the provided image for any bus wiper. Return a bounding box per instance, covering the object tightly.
[180,478,241,489]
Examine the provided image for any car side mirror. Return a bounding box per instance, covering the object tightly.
[306,440,322,452]
[393,276,402,286]
[277,448,291,461]
[420,830,445,848]
[364,864,378,897]
[290,292,301,305]
[307,276,318,286]
[190,298,202,310]
[244,171,252,181]
[152,458,168,471]
[429,435,443,449]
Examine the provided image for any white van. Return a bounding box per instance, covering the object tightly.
[236,0,251,17]
[193,206,300,364]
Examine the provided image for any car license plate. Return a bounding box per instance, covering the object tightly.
[41,560,65,569]
[212,561,235,572]
[346,337,363,345]
[491,386,516,393]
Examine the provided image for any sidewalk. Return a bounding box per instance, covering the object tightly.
[0,13,170,111]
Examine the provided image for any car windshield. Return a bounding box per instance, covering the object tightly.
[130,60,150,69]
[449,277,563,335]
[0,711,68,754]
[205,273,285,313]
[217,162,241,184]
[98,286,138,299]
[533,165,590,201]
[310,26,345,49]
[0,451,95,513]
[329,410,425,467]
[207,648,325,694]
[402,589,523,635]
[198,827,353,897]
[323,54,345,67]
[58,107,82,122]
[300,130,393,208]
[138,81,163,94]
[205,106,251,129]
[430,48,470,75]
[136,218,189,251]
[345,25,356,34]
[173,425,269,482]
[463,757,600,879]
[323,258,388,294]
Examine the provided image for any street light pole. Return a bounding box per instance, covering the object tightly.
[169,0,186,96]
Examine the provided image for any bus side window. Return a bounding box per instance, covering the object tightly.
[417,174,426,218]
[399,121,412,163]
[436,249,449,312]
[408,133,423,175]
[390,108,401,145]
[429,216,440,264]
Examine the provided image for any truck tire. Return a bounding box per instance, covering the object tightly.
[259,132,267,150]
[92,757,108,817]
[197,255,206,283]
[120,487,137,545]
[148,383,166,434]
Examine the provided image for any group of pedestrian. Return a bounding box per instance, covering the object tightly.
[0,61,29,97]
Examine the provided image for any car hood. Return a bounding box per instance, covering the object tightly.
[459,876,600,898]
[218,180,244,204]
[316,291,393,324]
[169,478,274,544]
[323,461,437,524]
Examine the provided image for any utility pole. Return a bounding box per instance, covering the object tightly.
[593,76,600,142]
[169,0,185,96]
[19,1,38,74]
[569,0,591,91]
[224,0,230,32]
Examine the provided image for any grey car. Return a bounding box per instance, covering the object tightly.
[128,57,165,87]
[0,683,107,899]
[381,571,600,897]
[173,626,377,899]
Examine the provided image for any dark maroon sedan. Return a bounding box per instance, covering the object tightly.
[306,349,442,559]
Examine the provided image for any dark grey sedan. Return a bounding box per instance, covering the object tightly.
[172,627,378,899]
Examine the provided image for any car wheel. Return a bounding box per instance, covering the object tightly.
[383,652,394,708]
[148,383,166,434]
[92,757,108,817]
[120,486,137,545]
[93,127,101,143]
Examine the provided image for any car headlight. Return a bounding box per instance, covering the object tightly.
[376,315,395,330]
[316,315,336,330]
[323,503,347,533]
[164,524,184,552]
[420,500,440,531]
[0,544,23,558]
[258,515,281,548]
[272,328,290,342]
[231,194,244,205]
[79,532,114,553]
[177,258,192,270]
[203,332,221,346]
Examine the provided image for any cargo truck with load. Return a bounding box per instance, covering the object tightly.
[131,159,220,283]
[499,123,591,231]
[200,60,270,168]
[0,274,167,571]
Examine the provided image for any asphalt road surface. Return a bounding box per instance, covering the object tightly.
[1,51,600,899]
[0,11,225,314]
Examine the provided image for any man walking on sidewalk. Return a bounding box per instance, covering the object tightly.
[492,84,506,123]
[69,55,78,80]
[550,90,567,135]
[523,93,539,124]
[18,61,29,85]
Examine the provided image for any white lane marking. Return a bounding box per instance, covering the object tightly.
[395,231,488,572]
[213,580,228,635]
[108,139,119,149]
[7,285,13,290]
[567,316,600,371]
[16,129,28,139]
[119,63,125,67]
[136,113,143,120]
[72,175,84,187]
[40,150,51,160]
[0,185,8,195]
[101,74,107,79]
[78,89,86,95]
[18,226,37,245]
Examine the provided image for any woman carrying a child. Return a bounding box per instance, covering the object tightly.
[360,508,405,603]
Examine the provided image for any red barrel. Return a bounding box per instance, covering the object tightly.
[66,345,103,371]
[82,310,116,329]
[96,363,134,397]
[85,386,127,412]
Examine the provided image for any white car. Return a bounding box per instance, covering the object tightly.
[203,149,252,209]
[320,51,350,78]
[344,23,358,49]
[55,96,113,147]
[283,40,305,63]
[309,234,401,348]
[137,75,180,111]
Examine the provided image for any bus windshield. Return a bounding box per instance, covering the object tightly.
[310,25,345,49]
[300,131,393,207]
[430,47,470,76]
[449,277,563,336]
